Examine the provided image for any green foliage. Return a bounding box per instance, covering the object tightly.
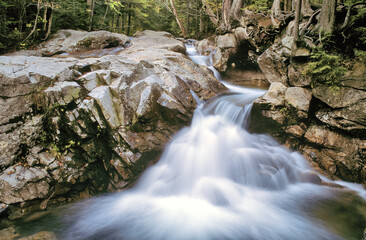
[304,48,347,87]
[355,49,366,63]
[50,143,62,160]
[53,0,89,31]
[107,0,124,14]
[245,0,271,13]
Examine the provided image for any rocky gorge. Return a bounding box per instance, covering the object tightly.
[0,29,226,223]
[193,12,366,185]
[0,19,365,239]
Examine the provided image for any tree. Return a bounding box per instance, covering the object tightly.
[271,0,283,27]
[230,0,243,21]
[318,0,337,33]
[22,0,41,42]
[293,0,302,42]
[201,0,219,26]
[170,0,187,37]
[219,0,244,31]
[222,0,232,30]
[88,0,96,31]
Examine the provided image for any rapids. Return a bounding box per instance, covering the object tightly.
[19,43,366,240]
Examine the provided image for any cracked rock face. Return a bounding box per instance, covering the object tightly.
[250,32,366,183]
[0,30,226,218]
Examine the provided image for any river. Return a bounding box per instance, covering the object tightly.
[14,43,366,240]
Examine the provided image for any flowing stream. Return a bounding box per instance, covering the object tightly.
[18,44,366,239]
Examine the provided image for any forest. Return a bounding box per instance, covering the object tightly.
[0,0,364,55]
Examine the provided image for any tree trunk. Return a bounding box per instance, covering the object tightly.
[293,0,302,42]
[272,0,282,19]
[122,11,125,34]
[88,0,96,31]
[116,4,121,33]
[318,0,337,33]
[201,0,219,26]
[199,8,204,32]
[186,0,190,36]
[195,0,198,36]
[341,2,366,29]
[271,0,283,27]
[170,0,187,37]
[299,8,321,36]
[284,0,292,12]
[18,0,26,37]
[23,0,41,42]
[301,0,313,16]
[222,0,232,30]
[230,0,243,21]
[42,2,53,40]
[127,3,132,36]
[103,5,109,25]
[43,5,48,31]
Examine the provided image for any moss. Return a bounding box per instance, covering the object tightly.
[77,37,94,48]
[304,48,347,88]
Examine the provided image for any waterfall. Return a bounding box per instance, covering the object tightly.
[60,43,366,240]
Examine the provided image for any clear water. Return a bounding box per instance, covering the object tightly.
[18,43,366,240]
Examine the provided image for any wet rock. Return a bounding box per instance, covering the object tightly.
[0,202,8,214]
[18,231,57,240]
[299,171,322,184]
[0,226,18,239]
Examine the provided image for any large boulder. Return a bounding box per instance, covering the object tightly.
[0,30,226,219]
[257,45,289,85]
[250,83,312,135]
[195,38,216,56]
[7,29,130,57]
[212,33,239,72]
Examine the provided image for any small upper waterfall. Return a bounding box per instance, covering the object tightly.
[58,43,366,240]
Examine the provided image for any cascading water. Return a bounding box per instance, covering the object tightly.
[55,44,366,240]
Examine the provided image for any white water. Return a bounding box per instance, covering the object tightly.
[61,44,366,240]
